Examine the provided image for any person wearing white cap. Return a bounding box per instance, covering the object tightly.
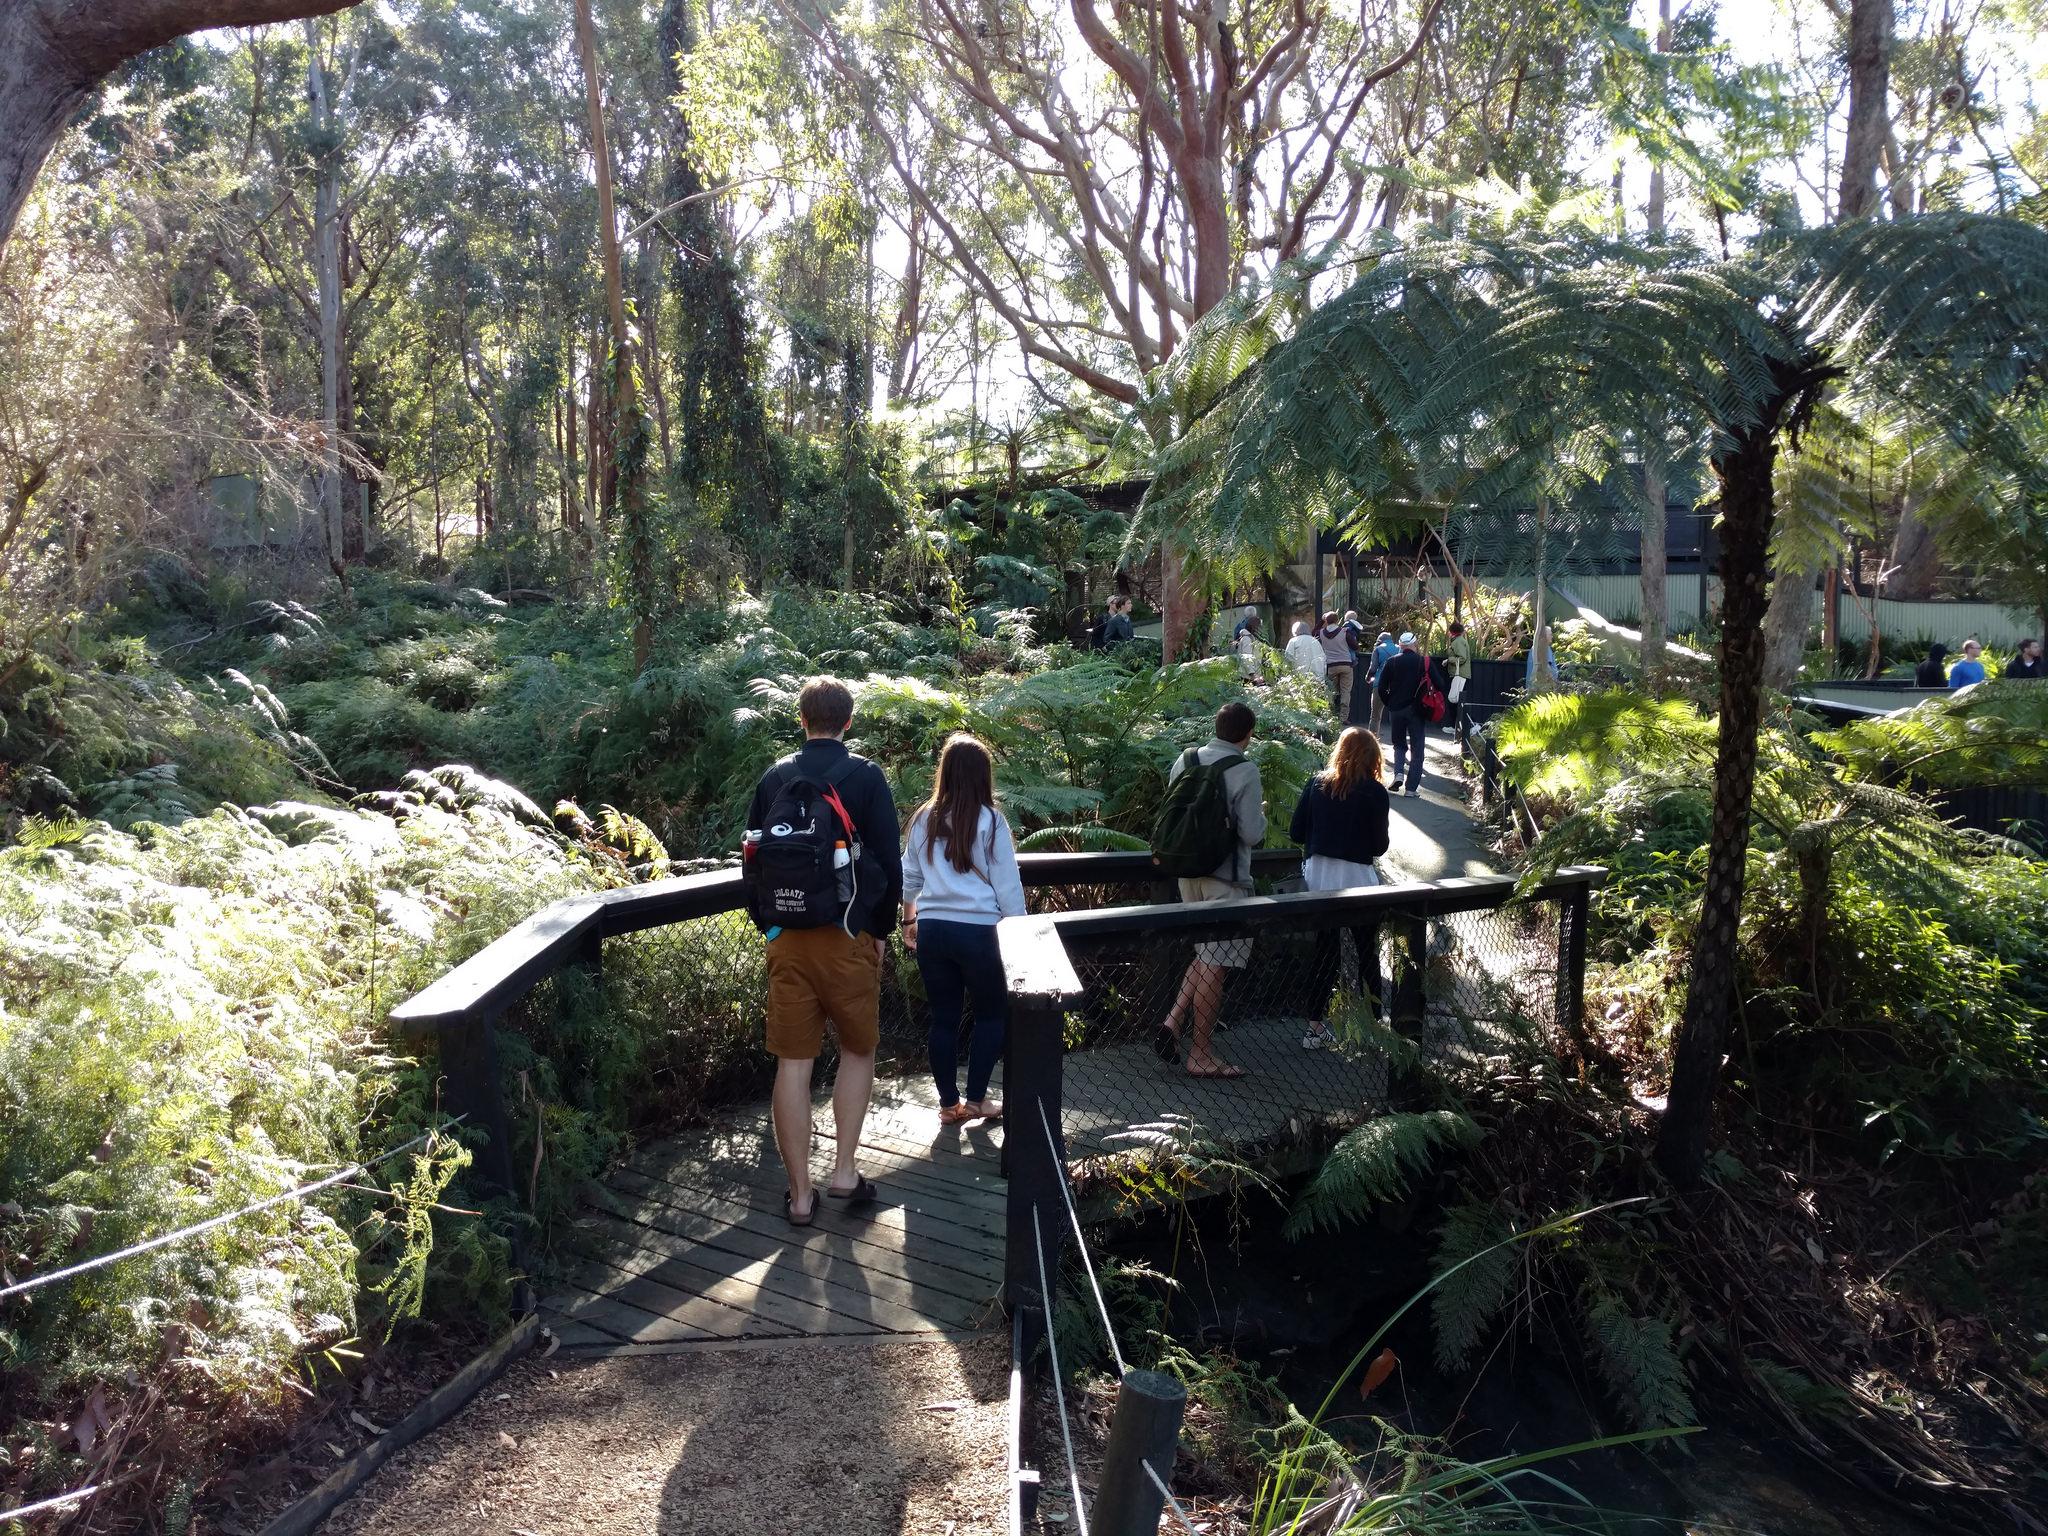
[1374,631,1428,795]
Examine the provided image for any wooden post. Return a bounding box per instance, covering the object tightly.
[997,915,1082,1314]
[439,1013,516,1199]
[1092,1369,1189,1536]
[1392,914,1428,1036]
[1555,884,1590,1058]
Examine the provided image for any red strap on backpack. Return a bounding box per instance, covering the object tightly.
[821,784,859,847]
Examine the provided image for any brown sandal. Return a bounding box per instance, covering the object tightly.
[783,1188,817,1227]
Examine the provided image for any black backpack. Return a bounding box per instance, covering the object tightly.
[742,756,878,933]
[1150,747,1247,878]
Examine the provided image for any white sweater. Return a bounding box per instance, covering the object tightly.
[901,806,1028,925]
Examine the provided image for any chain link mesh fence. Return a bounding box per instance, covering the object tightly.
[1045,894,1566,1165]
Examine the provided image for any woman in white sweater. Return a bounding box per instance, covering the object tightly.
[902,733,1027,1124]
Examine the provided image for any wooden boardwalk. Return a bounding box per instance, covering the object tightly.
[545,1077,1010,1351]
[544,1020,1389,1354]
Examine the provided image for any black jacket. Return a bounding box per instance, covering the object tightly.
[747,739,903,937]
[1376,648,1426,710]
[1290,776,1391,865]
[2010,654,2043,679]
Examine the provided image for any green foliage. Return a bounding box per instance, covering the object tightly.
[1581,1287,1693,1431]
[1429,1200,1520,1372]
[1282,1112,1481,1238]
[1816,680,2048,791]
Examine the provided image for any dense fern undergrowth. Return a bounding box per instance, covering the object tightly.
[0,573,1336,1520]
[1288,685,2048,1523]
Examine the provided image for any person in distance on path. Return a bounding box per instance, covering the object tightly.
[1375,632,1429,797]
[1285,619,1328,683]
[901,733,1026,1127]
[2010,638,2043,679]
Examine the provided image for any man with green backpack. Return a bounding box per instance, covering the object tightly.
[1149,700,1266,1079]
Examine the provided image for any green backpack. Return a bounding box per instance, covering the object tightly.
[1151,747,1247,877]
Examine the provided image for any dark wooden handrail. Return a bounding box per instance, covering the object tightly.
[1033,866,1608,946]
[390,848,1306,1035]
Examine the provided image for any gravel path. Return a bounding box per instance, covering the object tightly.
[322,1334,1009,1536]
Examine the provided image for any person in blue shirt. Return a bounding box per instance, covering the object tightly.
[1366,630,1398,732]
[1948,638,1988,689]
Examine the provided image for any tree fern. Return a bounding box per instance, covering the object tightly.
[1283,1111,1480,1239]
[1582,1285,1694,1431]
[1430,1199,1521,1372]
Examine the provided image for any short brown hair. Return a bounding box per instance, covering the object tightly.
[798,676,854,735]
[1215,700,1256,744]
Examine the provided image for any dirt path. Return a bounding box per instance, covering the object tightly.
[321,1334,1009,1536]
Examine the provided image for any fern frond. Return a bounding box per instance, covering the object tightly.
[1431,1199,1520,1372]
[1582,1285,1695,1431]
[1283,1111,1480,1238]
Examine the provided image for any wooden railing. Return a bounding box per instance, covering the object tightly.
[992,865,1607,1313]
[388,850,1306,1195]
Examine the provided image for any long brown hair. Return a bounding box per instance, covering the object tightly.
[1318,727,1383,799]
[919,733,999,874]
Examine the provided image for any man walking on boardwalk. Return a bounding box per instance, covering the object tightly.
[743,678,902,1226]
[1152,701,1265,1079]
[1376,632,1428,797]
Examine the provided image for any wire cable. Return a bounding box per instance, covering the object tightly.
[1143,1458,1203,1531]
[0,1118,464,1304]
[1032,1204,1091,1536]
[0,1482,104,1525]
[1036,1099,1127,1376]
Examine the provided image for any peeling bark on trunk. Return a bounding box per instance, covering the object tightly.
[0,1,360,256]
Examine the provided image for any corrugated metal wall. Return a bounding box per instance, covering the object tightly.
[1322,576,2038,649]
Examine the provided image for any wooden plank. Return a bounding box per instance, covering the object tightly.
[625,1130,1009,1223]
[565,1250,884,1340]
[998,913,1084,1003]
[567,1210,994,1335]
[629,1148,1011,1240]
[600,1168,1005,1287]
[546,1284,756,1344]
[587,1180,1003,1310]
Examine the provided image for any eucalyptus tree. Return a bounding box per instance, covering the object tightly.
[1140,213,2048,1184]
[767,0,1624,658]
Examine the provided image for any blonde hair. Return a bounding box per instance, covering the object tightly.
[1317,727,1383,798]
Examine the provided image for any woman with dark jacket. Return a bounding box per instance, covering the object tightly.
[1914,642,1949,687]
[1290,727,1391,1049]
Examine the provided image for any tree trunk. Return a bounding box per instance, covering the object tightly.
[0,1,360,257]
[1838,0,1893,223]
[1757,0,1894,687]
[1759,563,1811,688]
[306,18,347,584]
[1639,0,1670,682]
[573,0,654,670]
[1656,409,1782,1188]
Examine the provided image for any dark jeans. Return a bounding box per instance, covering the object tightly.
[1386,706,1425,790]
[1314,923,1385,1023]
[915,918,1007,1106]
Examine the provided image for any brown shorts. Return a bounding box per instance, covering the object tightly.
[765,925,881,1059]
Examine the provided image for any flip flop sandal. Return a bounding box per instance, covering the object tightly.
[939,1103,975,1125]
[1152,1024,1181,1064]
[783,1189,817,1228]
[825,1174,879,1204]
[1186,1064,1246,1080]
